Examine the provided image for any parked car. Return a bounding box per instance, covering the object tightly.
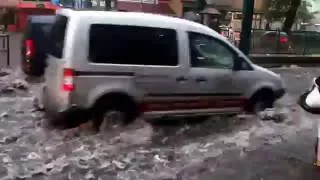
[42,9,286,130]
[21,15,55,76]
[260,31,290,53]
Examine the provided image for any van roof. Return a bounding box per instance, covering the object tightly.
[56,8,221,37]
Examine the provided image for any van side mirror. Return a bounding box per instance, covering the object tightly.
[233,55,243,71]
[233,55,253,71]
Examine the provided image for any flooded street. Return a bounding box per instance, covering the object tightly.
[0,66,318,179]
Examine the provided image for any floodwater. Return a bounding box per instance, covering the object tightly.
[0,65,318,179]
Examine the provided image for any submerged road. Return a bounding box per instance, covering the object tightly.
[0,66,313,179]
[0,33,320,179]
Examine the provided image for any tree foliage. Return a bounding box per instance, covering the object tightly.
[297,0,317,22]
[265,0,316,32]
[266,0,315,21]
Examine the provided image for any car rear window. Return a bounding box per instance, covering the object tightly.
[26,23,52,37]
[40,23,52,34]
[48,15,68,59]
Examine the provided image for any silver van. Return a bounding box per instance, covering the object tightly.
[42,9,285,130]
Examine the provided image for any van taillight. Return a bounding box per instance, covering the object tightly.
[62,68,75,91]
[25,39,35,58]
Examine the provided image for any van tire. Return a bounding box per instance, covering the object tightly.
[22,59,45,77]
[30,69,44,77]
[29,63,45,77]
[91,94,138,131]
[247,89,275,114]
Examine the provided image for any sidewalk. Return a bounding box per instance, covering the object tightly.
[250,54,320,67]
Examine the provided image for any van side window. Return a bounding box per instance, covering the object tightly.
[89,24,178,66]
[48,15,68,58]
[189,32,235,69]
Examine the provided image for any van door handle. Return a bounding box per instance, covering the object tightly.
[196,77,207,83]
[176,76,188,82]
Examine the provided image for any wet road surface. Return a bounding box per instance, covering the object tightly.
[0,66,315,179]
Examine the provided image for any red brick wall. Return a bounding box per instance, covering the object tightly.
[17,8,55,32]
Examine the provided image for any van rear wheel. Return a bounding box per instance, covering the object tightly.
[92,100,136,132]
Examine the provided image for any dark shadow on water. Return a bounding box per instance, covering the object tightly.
[149,116,210,126]
[148,114,251,147]
[24,75,44,84]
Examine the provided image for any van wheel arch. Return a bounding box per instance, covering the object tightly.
[246,88,275,113]
[91,92,139,131]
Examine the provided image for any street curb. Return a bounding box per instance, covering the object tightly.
[249,55,320,67]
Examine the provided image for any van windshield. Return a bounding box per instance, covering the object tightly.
[48,15,69,59]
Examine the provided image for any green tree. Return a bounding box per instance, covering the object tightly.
[105,0,111,10]
[282,0,301,33]
[265,0,315,33]
[297,0,317,22]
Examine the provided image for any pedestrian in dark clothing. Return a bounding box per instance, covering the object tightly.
[265,22,270,30]
[209,17,221,33]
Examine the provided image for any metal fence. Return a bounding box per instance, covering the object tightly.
[249,30,320,55]
[0,33,10,67]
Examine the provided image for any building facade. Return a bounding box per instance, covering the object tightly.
[0,0,59,32]
[207,0,267,12]
[116,0,268,17]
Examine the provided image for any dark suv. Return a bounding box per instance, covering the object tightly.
[21,15,55,76]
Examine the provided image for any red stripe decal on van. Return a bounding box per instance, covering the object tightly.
[140,98,247,112]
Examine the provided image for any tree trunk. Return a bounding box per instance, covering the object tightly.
[197,0,206,11]
[105,0,111,10]
[282,0,301,33]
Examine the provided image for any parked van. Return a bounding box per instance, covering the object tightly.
[42,9,285,130]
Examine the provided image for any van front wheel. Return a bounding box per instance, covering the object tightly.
[247,89,275,114]
[252,97,273,114]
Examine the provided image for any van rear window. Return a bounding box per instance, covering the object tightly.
[48,15,68,58]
